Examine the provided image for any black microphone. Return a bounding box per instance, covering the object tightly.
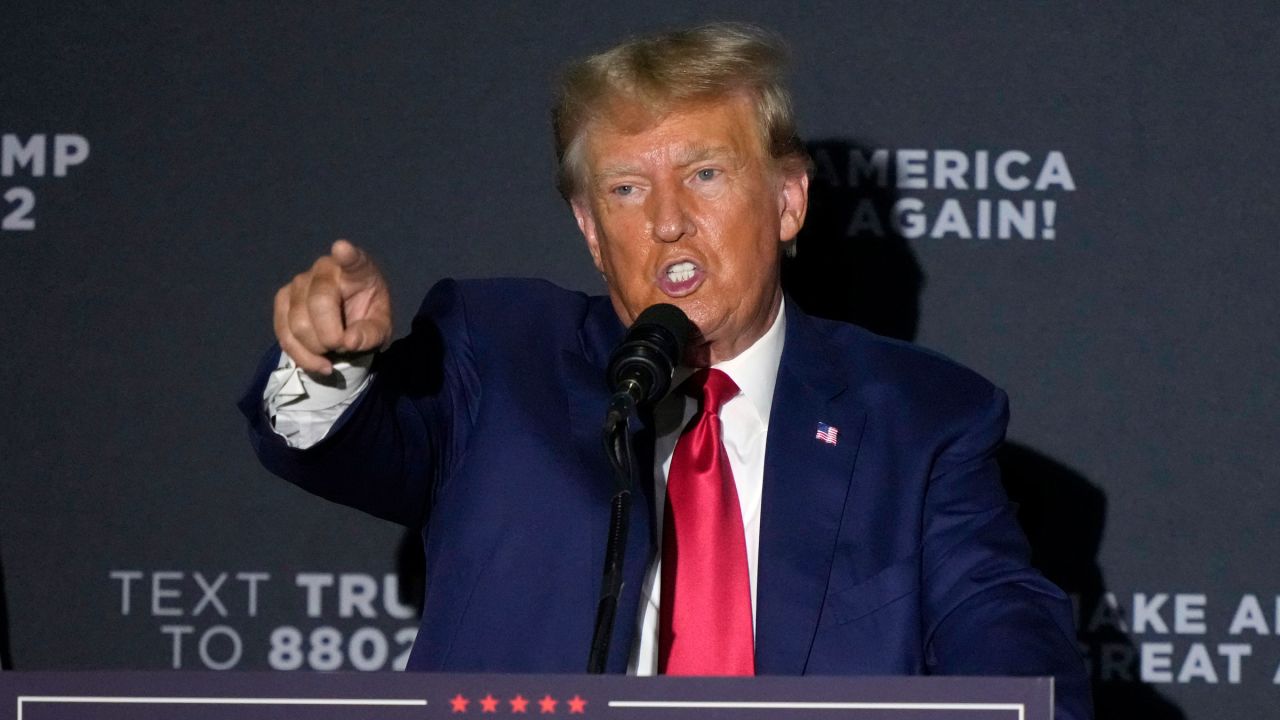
[605,303,694,409]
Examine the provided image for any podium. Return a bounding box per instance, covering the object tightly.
[0,671,1052,719]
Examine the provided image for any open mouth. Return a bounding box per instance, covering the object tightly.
[657,260,704,297]
[668,261,696,283]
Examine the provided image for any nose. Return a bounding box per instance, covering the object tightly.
[649,184,694,243]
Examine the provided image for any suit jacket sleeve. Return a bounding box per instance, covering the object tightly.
[919,385,1092,719]
[239,278,478,528]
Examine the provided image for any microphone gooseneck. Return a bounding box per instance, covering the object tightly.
[588,303,693,674]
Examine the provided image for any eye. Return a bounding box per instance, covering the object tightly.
[612,184,635,197]
[695,168,720,182]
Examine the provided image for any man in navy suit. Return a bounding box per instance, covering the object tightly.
[244,23,1090,719]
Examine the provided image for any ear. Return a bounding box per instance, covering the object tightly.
[777,170,810,244]
[571,198,605,274]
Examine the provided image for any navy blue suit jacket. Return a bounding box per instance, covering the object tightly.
[242,278,1090,719]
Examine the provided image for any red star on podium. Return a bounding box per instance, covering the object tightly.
[538,695,558,714]
[450,694,470,713]
[510,695,530,714]
[480,694,500,713]
[567,695,587,714]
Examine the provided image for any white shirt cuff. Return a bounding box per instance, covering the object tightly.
[263,351,374,449]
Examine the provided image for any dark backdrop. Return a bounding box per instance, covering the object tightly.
[3,3,1277,718]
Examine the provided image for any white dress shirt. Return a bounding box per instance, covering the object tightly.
[630,300,785,674]
[264,299,787,674]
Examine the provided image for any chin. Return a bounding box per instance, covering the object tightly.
[683,340,712,368]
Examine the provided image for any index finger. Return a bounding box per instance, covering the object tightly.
[330,239,371,275]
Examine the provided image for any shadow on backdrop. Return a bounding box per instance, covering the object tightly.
[1000,445,1185,720]
[396,530,426,618]
[783,139,922,340]
[783,138,1184,720]
[0,549,12,669]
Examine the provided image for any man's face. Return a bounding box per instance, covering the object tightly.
[570,95,808,365]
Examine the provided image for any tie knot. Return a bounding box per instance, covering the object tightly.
[686,368,739,414]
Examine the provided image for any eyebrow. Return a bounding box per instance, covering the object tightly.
[593,163,643,183]
[592,145,740,184]
[675,144,736,166]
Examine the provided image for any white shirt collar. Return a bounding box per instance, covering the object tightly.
[710,297,786,428]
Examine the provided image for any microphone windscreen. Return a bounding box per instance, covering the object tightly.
[606,303,694,406]
[632,303,694,357]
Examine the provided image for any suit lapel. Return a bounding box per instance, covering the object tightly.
[755,303,866,674]
[563,299,654,673]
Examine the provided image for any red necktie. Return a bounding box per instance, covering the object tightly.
[658,368,755,675]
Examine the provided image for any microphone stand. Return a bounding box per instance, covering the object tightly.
[586,386,641,674]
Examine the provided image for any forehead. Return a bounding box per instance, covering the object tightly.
[581,95,765,171]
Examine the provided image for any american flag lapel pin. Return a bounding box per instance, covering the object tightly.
[815,421,839,446]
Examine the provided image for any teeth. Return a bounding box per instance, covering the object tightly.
[667,261,697,283]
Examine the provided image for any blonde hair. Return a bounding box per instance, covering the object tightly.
[552,22,810,201]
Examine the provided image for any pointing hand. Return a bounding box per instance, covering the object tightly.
[273,240,392,375]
